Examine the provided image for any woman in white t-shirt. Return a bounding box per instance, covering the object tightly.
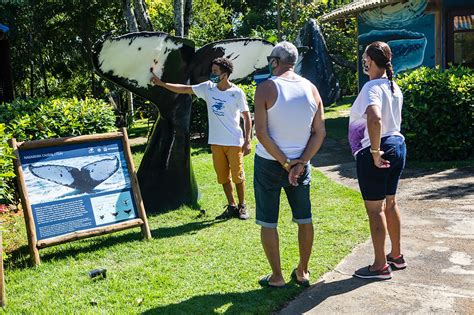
[350,41,407,280]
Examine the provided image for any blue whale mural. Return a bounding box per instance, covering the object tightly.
[359,0,428,29]
[357,0,434,86]
[359,29,427,74]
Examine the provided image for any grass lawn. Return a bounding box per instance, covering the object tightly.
[324,95,355,143]
[1,133,369,313]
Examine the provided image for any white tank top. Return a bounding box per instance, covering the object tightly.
[256,76,318,160]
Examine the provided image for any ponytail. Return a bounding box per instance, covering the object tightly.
[385,62,394,93]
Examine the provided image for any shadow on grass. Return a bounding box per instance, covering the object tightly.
[142,276,369,314]
[143,287,302,314]
[4,229,144,270]
[325,116,349,143]
[5,217,220,270]
[131,143,147,155]
[151,219,219,239]
[127,125,149,138]
[129,137,211,157]
[190,138,211,156]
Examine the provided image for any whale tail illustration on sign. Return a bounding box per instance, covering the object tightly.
[29,156,120,193]
[92,32,273,212]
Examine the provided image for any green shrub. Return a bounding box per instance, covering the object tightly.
[0,124,15,204]
[397,66,474,161]
[190,83,256,139]
[0,97,116,142]
[0,98,116,205]
[238,83,256,112]
[190,97,208,139]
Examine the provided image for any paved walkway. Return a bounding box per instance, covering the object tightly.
[280,139,474,314]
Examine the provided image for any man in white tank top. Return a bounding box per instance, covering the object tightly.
[254,42,326,288]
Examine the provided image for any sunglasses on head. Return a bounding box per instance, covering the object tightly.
[266,56,280,62]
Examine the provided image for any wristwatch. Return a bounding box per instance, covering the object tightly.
[370,148,381,154]
[282,158,290,170]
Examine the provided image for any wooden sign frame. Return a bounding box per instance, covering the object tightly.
[0,231,5,307]
[10,128,151,266]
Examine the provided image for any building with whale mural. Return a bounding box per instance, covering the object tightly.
[322,0,473,88]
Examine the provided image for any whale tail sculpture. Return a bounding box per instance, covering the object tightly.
[295,19,340,105]
[92,32,273,212]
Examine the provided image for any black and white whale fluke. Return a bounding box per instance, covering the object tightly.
[92,32,273,212]
[29,156,120,193]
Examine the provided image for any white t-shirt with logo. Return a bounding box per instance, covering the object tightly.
[192,81,249,146]
[349,78,404,156]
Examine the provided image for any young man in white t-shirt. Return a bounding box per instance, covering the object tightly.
[150,57,252,220]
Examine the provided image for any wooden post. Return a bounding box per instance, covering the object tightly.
[37,219,144,248]
[9,139,41,266]
[121,128,152,240]
[0,230,5,307]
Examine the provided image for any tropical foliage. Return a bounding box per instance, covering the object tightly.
[1,0,356,100]
[397,66,474,161]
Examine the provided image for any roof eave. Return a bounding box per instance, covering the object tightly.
[321,0,406,22]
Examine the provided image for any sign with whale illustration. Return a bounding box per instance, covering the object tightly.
[11,129,151,266]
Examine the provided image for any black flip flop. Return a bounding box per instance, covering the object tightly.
[258,275,286,288]
[291,268,310,287]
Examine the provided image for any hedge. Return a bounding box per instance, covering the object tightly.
[397,66,473,161]
[0,97,117,205]
[0,97,116,142]
[0,124,15,204]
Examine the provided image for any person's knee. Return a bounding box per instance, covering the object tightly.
[364,200,385,214]
[385,197,397,211]
[297,223,313,230]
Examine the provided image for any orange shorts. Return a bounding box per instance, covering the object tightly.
[210,145,245,184]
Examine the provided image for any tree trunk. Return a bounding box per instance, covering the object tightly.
[122,0,138,124]
[39,53,49,97]
[276,0,282,41]
[28,33,34,98]
[183,0,192,36]
[133,0,153,31]
[122,0,139,32]
[173,0,184,37]
[329,53,357,72]
[291,0,298,23]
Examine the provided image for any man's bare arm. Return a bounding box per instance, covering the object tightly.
[150,71,194,95]
[242,111,252,156]
[299,86,326,163]
[288,85,326,185]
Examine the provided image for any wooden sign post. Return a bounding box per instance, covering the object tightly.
[10,128,151,266]
[0,230,5,307]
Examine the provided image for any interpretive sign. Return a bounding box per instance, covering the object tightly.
[10,128,151,266]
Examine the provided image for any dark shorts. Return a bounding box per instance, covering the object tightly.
[356,135,406,201]
[254,154,312,228]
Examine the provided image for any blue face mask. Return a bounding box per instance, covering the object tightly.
[268,62,274,76]
[209,73,222,83]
